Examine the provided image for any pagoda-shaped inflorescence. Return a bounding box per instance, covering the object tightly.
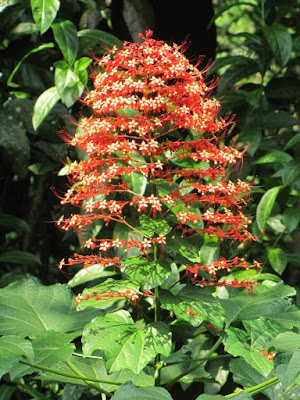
[57,30,261,305]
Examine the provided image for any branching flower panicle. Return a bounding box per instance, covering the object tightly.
[58,30,260,303]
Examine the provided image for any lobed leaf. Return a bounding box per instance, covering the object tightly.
[0,275,98,336]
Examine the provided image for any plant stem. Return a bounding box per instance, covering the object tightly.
[161,353,231,367]
[154,246,162,385]
[165,335,223,390]
[16,382,49,399]
[65,360,111,395]
[225,376,279,398]
[19,359,122,387]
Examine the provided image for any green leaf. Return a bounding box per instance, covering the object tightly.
[271,332,300,353]
[195,395,226,400]
[263,23,292,67]
[199,242,219,265]
[0,250,40,265]
[255,151,293,165]
[240,128,261,156]
[268,248,287,275]
[82,311,172,374]
[220,283,296,323]
[30,0,60,34]
[218,58,260,92]
[266,78,300,100]
[208,55,255,75]
[32,86,60,130]
[282,207,300,233]
[0,384,15,399]
[0,213,30,232]
[68,264,118,288]
[282,349,300,387]
[284,133,300,151]
[286,254,300,266]
[268,309,300,329]
[78,29,122,53]
[139,214,172,236]
[167,234,199,263]
[52,20,78,66]
[79,278,139,310]
[132,172,147,196]
[160,288,224,329]
[272,160,300,186]
[36,354,154,391]
[10,331,76,380]
[111,382,173,400]
[225,327,273,376]
[122,257,171,290]
[0,275,98,336]
[7,42,54,86]
[256,186,281,232]
[0,336,33,379]
[54,60,82,107]
[260,111,298,129]
[230,359,272,398]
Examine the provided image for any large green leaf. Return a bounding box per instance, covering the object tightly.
[139,214,172,236]
[79,278,139,310]
[32,86,60,130]
[82,310,171,374]
[68,263,118,288]
[78,29,122,54]
[52,20,78,66]
[0,213,30,233]
[268,248,287,275]
[0,250,40,265]
[272,160,300,186]
[284,133,300,151]
[256,186,281,232]
[111,382,173,400]
[266,78,300,100]
[10,331,76,380]
[7,42,54,86]
[263,23,292,67]
[0,336,33,379]
[122,257,171,290]
[282,208,300,233]
[160,287,224,329]
[199,242,219,265]
[271,332,300,353]
[30,0,60,34]
[0,275,98,336]
[281,350,300,387]
[195,395,226,400]
[37,354,154,391]
[230,359,274,398]
[225,327,274,376]
[220,283,295,324]
[255,151,293,165]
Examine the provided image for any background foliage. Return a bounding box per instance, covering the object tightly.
[0,0,299,399]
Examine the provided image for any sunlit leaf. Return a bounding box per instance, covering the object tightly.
[30,0,60,34]
[32,86,60,130]
[256,186,281,232]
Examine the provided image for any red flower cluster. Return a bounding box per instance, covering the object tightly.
[57,30,260,293]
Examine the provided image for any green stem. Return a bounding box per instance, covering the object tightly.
[161,353,231,367]
[16,382,49,399]
[153,243,162,386]
[225,377,279,398]
[66,360,111,395]
[165,336,223,390]
[19,359,122,387]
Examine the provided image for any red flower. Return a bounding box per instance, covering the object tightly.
[58,30,259,293]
